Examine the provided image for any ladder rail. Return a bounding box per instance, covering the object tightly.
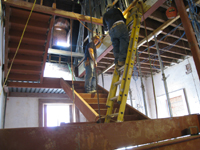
[117,8,138,104]
[105,68,120,123]
[117,11,142,122]
[104,1,143,123]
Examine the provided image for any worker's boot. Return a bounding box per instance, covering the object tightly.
[89,90,96,93]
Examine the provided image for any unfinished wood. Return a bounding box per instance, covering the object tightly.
[60,78,99,121]
[89,104,107,109]
[78,93,108,99]
[139,47,182,60]
[84,98,107,104]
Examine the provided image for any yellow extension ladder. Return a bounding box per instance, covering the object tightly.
[105,1,142,123]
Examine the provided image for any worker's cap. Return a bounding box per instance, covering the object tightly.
[91,35,100,41]
[105,4,113,11]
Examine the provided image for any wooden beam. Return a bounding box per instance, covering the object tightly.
[138,1,198,49]
[0,115,199,149]
[139,28,190,50]
[7,78,62,88]
[149,10,184,30]
[40,16,55,83]
[138,15,180,48]
[60,78,99,121]
[3,0,103,25]
[8,92,69,98]
[139,47,182,60]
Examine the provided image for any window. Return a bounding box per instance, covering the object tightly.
[45,104,70,127]
[39,99,80,127]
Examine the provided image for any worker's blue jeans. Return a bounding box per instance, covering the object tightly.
[84,60,96,93]
[109,23,129,64]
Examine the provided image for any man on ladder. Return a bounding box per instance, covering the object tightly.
[103,1,143,123]
[103,4,129,69]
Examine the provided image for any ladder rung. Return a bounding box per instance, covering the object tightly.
[114,80,122,86]
[107,113,118,118]
[118,65,125,71]
[110,96,118,101]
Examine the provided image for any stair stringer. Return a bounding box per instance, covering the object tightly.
[60,78,99,122]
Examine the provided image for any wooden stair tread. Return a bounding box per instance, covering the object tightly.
[61,79,149,122]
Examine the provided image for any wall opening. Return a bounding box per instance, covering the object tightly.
[45,104,70,127]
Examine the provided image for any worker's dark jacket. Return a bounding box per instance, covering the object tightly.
[103,8,126,31]
[84,42,96,61]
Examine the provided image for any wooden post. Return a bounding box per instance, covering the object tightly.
[175,0,200,80]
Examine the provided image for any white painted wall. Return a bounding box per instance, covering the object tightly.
[98,73,149,116]
[0,3,5,128]
[5,97,87,128]
[5,97,39,128]
[98,57,200,119]
[145,57,200,118]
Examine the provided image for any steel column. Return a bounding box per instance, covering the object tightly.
[175,0,200,80]
[154,34,173,117]
[137,51,148,116]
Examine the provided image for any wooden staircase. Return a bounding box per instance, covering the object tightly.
[60,79,149,122]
